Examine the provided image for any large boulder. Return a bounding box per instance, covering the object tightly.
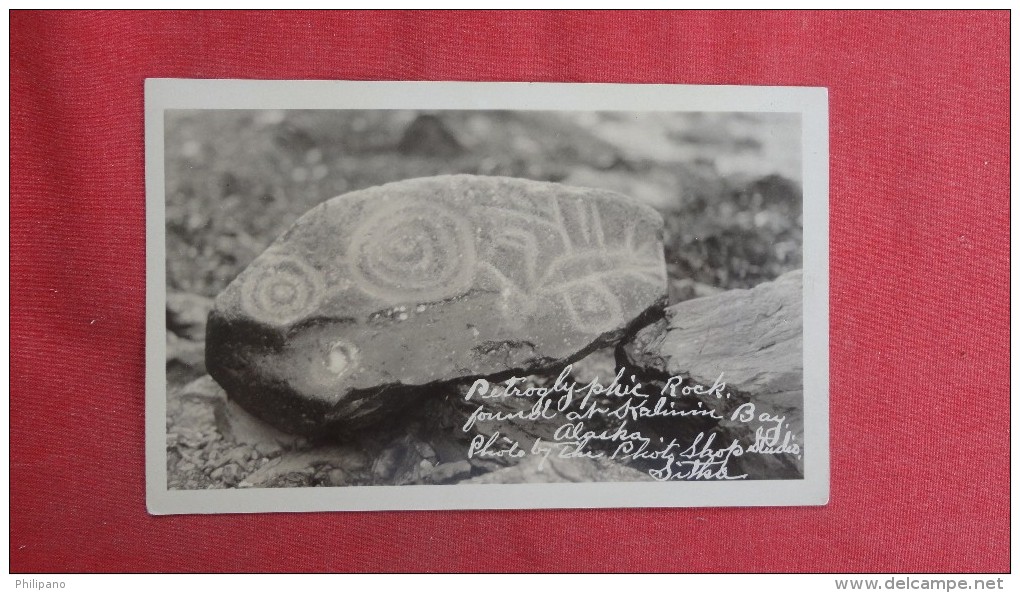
[207,175,667,435]
[621,270,804,478]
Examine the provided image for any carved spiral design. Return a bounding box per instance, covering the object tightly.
[348,200,476,302]
[241,254,324,326]
[562,282,624,334]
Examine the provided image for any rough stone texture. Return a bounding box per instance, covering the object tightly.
[207,175,667,435]
[464,455,654,484]
[622,269,804,478]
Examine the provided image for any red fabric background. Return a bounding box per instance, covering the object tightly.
[10,10,1009,573]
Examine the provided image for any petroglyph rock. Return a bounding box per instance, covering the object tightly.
[207,175,667,435]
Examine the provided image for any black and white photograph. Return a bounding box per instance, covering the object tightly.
[146,81,828,513]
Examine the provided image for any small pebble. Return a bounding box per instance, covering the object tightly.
[326,469,347,487]
[221,464,243,485]
[254,439,284,458]
[415,441,436,459]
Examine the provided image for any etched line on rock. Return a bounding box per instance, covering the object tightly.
[574,199,593,245]
[477,205,564,235]
[347,199,477,303]
[240,253,325,326]
[550,196,574,252]
[474,198,662,334]
[561,281,625,334]
[491,225,541,291]
[591,202,607,248]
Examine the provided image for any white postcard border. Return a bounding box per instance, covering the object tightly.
[145,79,829,514]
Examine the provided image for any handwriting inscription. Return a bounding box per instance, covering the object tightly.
[462,365,802,481]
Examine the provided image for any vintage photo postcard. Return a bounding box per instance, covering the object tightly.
[146,80,828,513]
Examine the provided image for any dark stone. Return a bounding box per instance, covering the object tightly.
[207,175,667,435]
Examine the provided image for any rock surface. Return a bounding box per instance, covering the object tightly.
[622,270,804,478]
[207,175,667,435]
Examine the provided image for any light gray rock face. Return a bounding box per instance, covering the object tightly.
[207,175,667,435]
[622,270,804,478]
